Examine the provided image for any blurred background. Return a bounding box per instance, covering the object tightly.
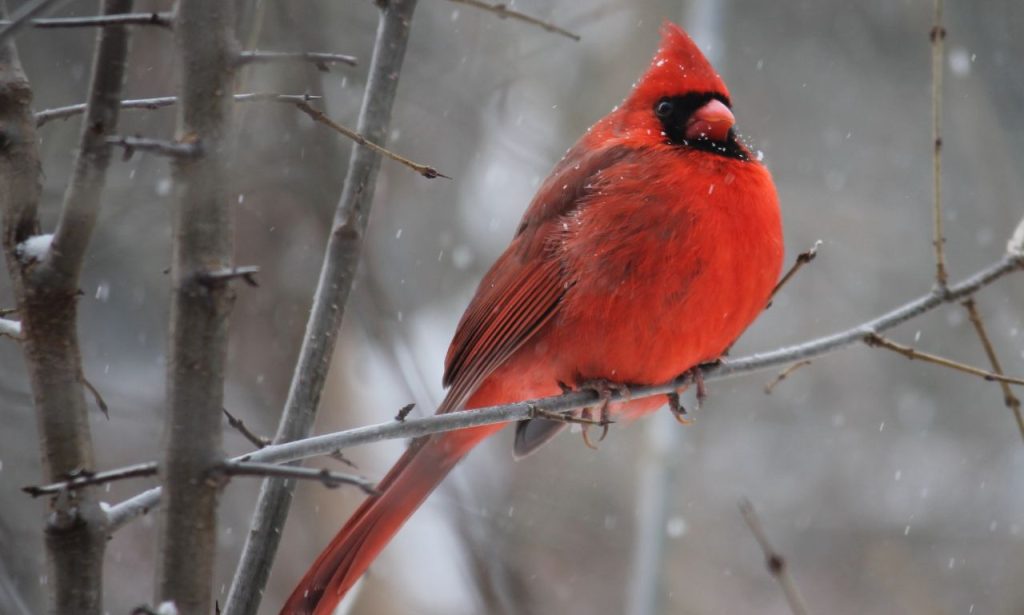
[1,0,1023,613]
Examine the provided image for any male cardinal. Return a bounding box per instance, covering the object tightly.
[283,22,783,614]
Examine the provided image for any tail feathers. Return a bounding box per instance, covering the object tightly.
[280,425,497,615]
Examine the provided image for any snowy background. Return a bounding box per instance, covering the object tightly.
[1,0,1023,613]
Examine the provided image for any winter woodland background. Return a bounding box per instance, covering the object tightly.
[2,0,1024,613]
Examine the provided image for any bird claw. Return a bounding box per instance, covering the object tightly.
[666,391,692,425]
[553,378,625,450]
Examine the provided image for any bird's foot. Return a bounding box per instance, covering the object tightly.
[576,378,627,448]
[666,391,692,425]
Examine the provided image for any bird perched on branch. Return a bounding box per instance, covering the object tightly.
[282,21,784,614]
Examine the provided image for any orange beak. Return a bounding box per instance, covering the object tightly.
[684,99,735,142]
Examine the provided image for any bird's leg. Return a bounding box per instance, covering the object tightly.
[666,391,692,425]
[578,378,628,446]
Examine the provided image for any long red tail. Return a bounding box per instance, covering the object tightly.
[280,423,501,614]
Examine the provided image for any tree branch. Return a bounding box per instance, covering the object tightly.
[0,11,172,29]
[447,0,580,41]
[0,2,110,611]
[292,99,449,178]
[962,299,1024,442]
[103,252,1024,532]
[0,0,66,47]
[769,240,821,303]
[739,499,811,615]
[222,2,419,613]
[23,462,158,497]
[864,333,1024,386]
[47,0,134,292]
[105,135,201,159]
[215,461,377,495]
[236,50,357,71]
[35,92,320,127]
[154,3,237,613]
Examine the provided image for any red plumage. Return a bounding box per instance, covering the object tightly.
[281,22,783,614]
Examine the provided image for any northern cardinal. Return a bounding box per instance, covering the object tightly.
[283,22,783,614]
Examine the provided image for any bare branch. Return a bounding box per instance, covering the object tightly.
[222,2,420,613]
[930,0,948,288]
[769,240,821,304]
[739,499,811,615]
[105,135,200,159]
[961,299,1024,441]
[236,50,357,71]
[292,99,449,179]
[763,360,813,394]
[0,0,66,47]
[104,254,1024,532]
[215,461,377,495]
[223,408,270,449]
[23,462,158,497]
[447,0,580,41]
[864,333,1024,386]
[47,0,134,295]
[36,92,320,126]
[154,3,237,613]
[0,11,173,29]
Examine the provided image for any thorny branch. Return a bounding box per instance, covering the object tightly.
[23,462,158,497]
[448,0,580,41]
[103,251,1024,531]
[961,299,1024,442]
[0,0,134,611]
[35,92,320,126]
[739,499,811,615]
[154,3,236,613]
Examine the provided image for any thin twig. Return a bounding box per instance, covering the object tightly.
[106,135,200,159]
[0,0,67,47]
[222,3,421,613]
[0,11,173,29]
[292,99,449,179]
[764,360,813,394]
[223,408,270,449]
[22,462,158,497]
[864,333,1024,386]
[930,0,948,288]
[447,0,580,41]
[36,92,320,126]
[236,50,357,71]
[216,461,377,495]
[961,299,1024,442]
[769,240,821,304]
[103,254,1024,532]
[80,374,109,418]
[739,499,810,615]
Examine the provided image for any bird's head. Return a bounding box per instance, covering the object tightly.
[615,22,747,159]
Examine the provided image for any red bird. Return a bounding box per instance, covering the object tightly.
[283,22,783,614]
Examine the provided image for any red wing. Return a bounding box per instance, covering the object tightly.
[440,144,636,414]
[441,250,564,412]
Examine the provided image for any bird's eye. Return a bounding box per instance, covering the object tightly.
[655,100,674,118]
